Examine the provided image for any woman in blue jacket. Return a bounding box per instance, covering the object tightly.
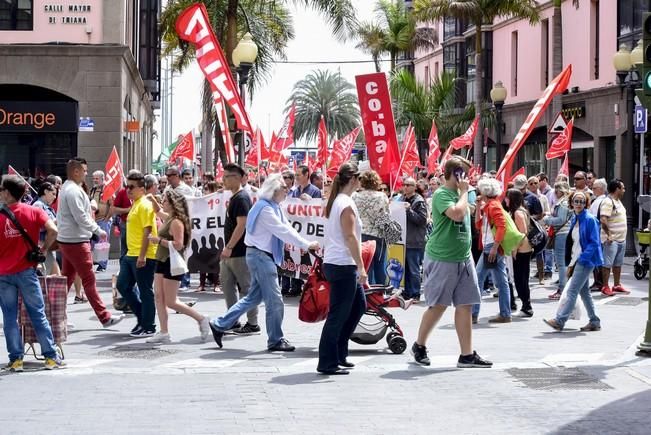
[544,191,603,331]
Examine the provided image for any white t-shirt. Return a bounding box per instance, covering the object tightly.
[324,194,362,266]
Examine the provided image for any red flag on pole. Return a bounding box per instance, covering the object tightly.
[497,65,572,182]
[315,115,328,170]
[101,147,124,201]
[271,104,296,155]
[450,116,480,150]
[7,165,36,194]
[245,127,268,167]
[546,118,574,159]
[427,120,441,174]
[168,130,195,163]
[326,126,361,178]
[215,159,224,181]
[175,3,253,135]
[559,154,569,176]
[215,96,235,163]
[398,123,420,176]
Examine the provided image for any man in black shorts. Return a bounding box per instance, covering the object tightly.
[412,157,492,368]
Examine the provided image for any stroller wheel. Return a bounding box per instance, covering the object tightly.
[389,336,407,354]
[634,263,647,280]
[386,331,400,346]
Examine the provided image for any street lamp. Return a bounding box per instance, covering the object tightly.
[490,81,507,170]
[232,32,258,166]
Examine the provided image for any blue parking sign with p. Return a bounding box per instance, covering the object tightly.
[635,105,647,134]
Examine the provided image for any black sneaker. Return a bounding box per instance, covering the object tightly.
[130,325,143,335]
[457,351,493,368]
[209,322,224,348]
[130,328,155,338]
[226,321,242,332]
[232,323,261,335]
[411,342,430,366]
[268,338,295,352]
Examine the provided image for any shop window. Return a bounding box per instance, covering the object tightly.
[523,142,546,175]
[0,0,33,31]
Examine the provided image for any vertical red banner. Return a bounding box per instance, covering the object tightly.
[355,73,400,183]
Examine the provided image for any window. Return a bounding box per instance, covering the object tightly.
[466,38,476,103]
[541,19,549,88]
[443,16,456,40]
[0,0,33,30]
[511,31,518,97]
[618,0,651,48]
[443,45,457,75]
[434,61,439,78]
[591,0,600,80]
[424,65,430,88]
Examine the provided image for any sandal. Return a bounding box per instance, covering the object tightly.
[548,291,561,300]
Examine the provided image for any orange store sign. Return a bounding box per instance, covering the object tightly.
[0,101,78,133]
[125,121,140,132]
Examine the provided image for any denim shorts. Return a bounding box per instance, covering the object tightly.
[602,240,625,268]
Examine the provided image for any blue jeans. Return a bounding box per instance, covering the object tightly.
[361,234,387,285]
[404,247,424,298]
[0,268,57,361]
[318,264,366,372]
[116,256,157,331]
[544,248,554,273]
[119,221,128,259]
[554,233,568,290]
[212,248,286,348]
[472,244,511,318]
[555,263,600,328]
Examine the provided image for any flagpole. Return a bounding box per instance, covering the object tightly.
[8,165,37,195]
[392,126,411,192]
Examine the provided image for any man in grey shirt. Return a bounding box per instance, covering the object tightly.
[57,157,123,328]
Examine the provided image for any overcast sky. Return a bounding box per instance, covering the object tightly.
[154,0,377,156]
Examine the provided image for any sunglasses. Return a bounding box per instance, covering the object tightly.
[572,199,586,205]
[283,176,293,180]
[404,184,416,187]
[528,182,538,185]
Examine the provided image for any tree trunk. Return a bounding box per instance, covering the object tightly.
[473,24,484,169]
[549,2,563,178]
[226,0,239,64]
[374,54,381,73]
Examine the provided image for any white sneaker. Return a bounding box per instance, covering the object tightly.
[103,314,125,328]
[146,332,171,344]
[199,317,210,342]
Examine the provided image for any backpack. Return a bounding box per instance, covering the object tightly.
[526,211,548,256]
[491,209,525,254]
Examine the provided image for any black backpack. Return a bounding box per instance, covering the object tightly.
[526,213,548,256]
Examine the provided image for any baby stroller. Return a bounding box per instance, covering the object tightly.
[634,230,650,280]
[349,241,410,354]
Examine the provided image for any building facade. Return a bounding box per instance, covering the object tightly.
[0,0,160,177]
[413,0,649,235]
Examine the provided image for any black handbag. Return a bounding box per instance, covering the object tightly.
[0,204,47,263]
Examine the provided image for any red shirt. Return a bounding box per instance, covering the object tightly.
[0,203,49,275]
[113,188,132,223]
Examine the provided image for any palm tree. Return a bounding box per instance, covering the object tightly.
[286,70,360,144]
[355,0,438,73]
[390,69,484,160]
[160,0,358,163]
[414,0,539,166]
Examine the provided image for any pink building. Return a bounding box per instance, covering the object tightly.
[413,0,648,230]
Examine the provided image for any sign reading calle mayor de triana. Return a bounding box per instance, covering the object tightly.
[44,3,93,25]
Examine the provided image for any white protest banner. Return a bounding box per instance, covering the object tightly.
[185,191,230,273]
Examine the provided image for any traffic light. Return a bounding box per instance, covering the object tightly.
[643,13,651,95]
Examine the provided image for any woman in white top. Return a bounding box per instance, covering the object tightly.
[317,163,367,375]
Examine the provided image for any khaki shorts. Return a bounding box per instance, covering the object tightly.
[423,257,481,307]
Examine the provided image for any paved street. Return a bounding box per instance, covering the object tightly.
[2,259,651,434]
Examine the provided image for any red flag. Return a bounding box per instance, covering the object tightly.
[497,65,572,182]
[427,120,441,174]
[546,118,574,159]
[559,154,569,176]
[102,147,124,201]
[439,145,454,167]
[326,126,361,178]
[398,123,420,176]
[315,116,328,170]
[7,165,36,194]
[175,4,253,135]
[271,104,296,155]
[168,130,195,163]
[450,116,480,150]
[508,167,526,185]
[355,72,400,184]
[245,127,269,167]
[215,96,235,163]
[215,159,224,181]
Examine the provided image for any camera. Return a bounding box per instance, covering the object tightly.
[27,250,47,264]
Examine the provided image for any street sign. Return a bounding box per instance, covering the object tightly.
[79,117,94,132]
[635,105,648,134]
[549,112,568,134]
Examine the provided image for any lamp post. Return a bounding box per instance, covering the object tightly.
[232,33,258,166]
[490,81,507,170]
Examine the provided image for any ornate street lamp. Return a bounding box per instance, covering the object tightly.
[232,33,258,166]
[490,81,507,170]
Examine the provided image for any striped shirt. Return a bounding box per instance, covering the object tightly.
[599,197,627,242]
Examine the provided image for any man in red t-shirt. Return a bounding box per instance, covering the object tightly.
[111,185,132,258]
[0,175,64,371]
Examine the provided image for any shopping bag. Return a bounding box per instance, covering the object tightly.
[169,248,189,276]
[556,277,582,321]
[19,275,68,345]
[299,256,330,323]
[92,242,111,263]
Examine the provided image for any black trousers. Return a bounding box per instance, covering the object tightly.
[513,252,533,312]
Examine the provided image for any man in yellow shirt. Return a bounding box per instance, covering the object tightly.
[116,171,159,337]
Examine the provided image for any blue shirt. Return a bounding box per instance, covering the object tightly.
[290,183,321,199]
